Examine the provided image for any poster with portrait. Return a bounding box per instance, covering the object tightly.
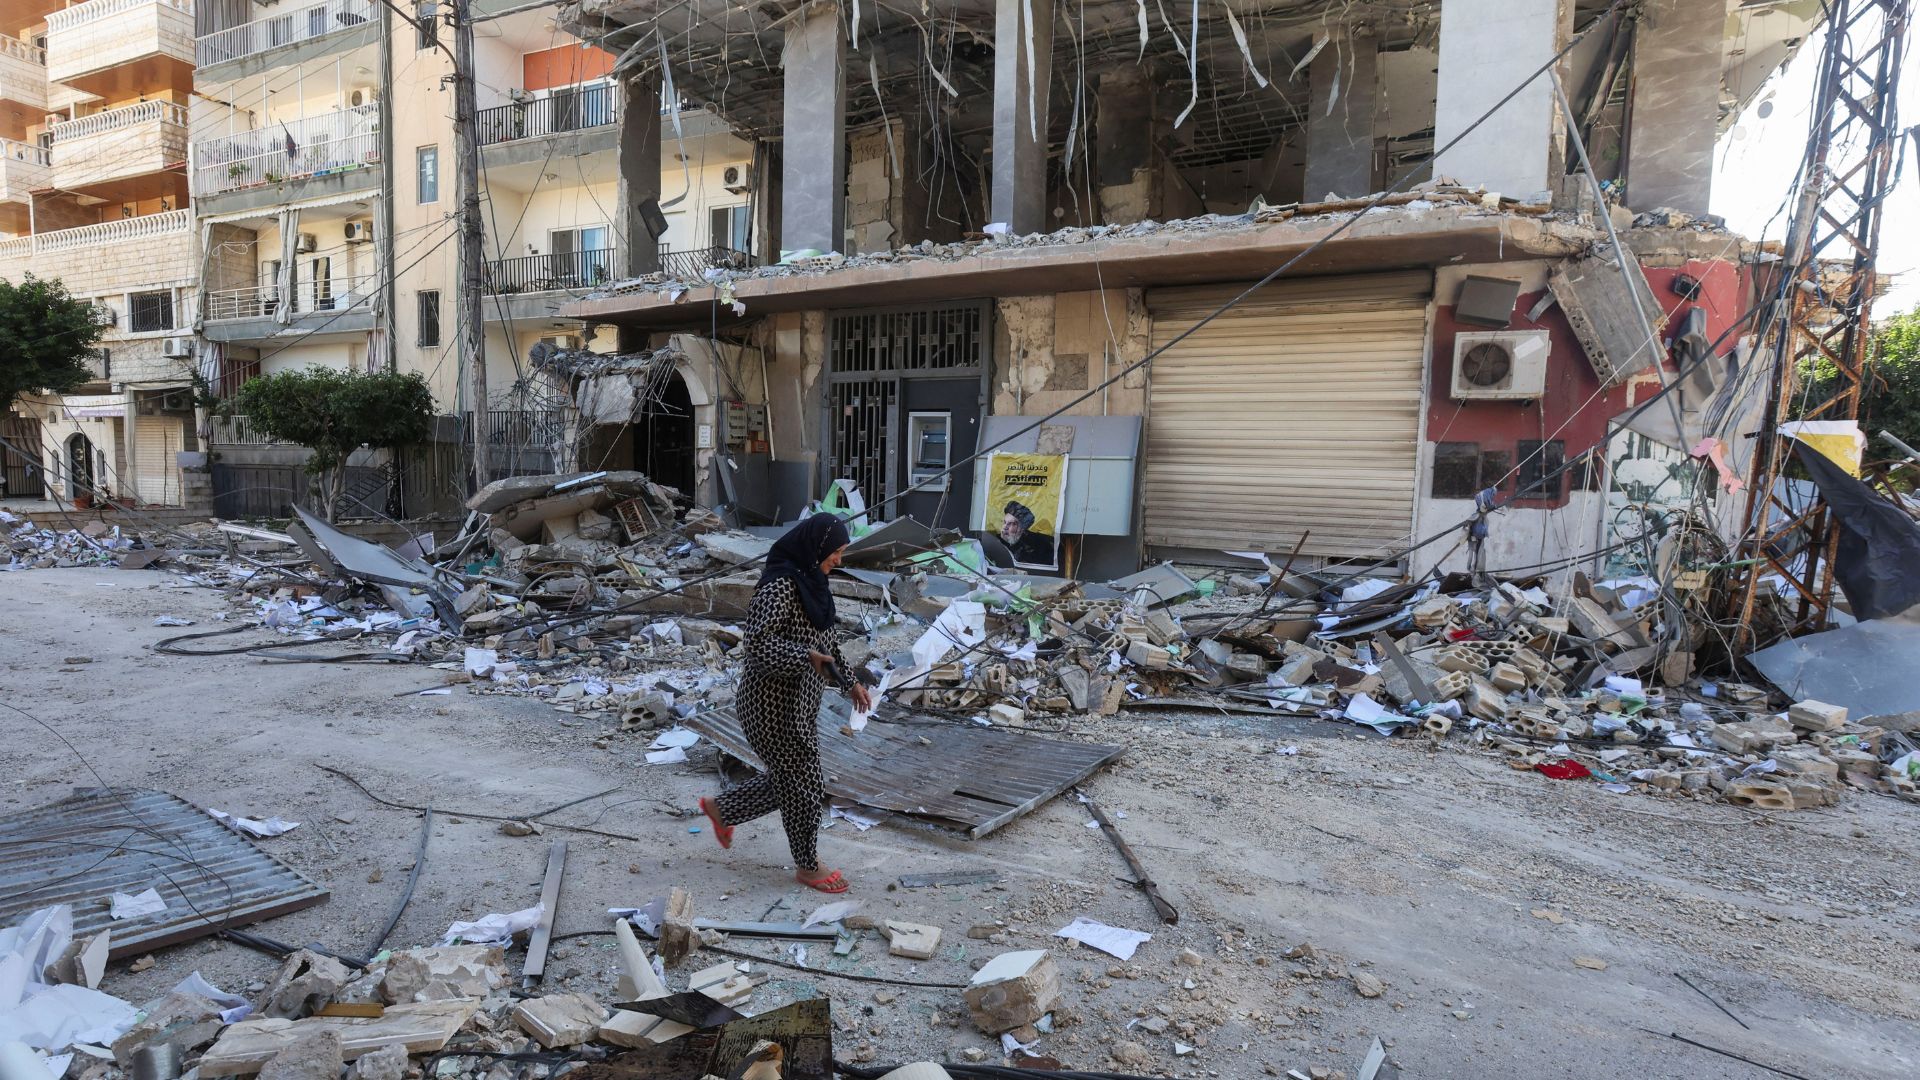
[980,452,1070,571]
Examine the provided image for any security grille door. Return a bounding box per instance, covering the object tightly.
[1145,271,1432,560]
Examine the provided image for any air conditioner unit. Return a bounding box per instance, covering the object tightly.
[1451,330,1550,401]
[540,333,582,350]
[347,85,376,108]
[295,232,318,253]
[91,303,117,327]
[721,163,751,194]
[161,336,194,358]
[160,389,194,413]
[342,220,373,243]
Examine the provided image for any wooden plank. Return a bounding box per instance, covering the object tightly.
[521,838,567,986]
[198,1001,477,1075]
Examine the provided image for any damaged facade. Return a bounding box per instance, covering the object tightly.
[532,0,1819,587]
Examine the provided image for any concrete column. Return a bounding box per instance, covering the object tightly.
[1302,31,1380,199]
[780,4,846,255]
[120,388,138,503]
[753,138,782,264]
[1095,68,1158,225]
[616,75,663,276]
[1624,0,1722,214]
[1432,0,1571,201]
[991,0,1053,233]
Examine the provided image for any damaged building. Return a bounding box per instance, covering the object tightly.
[516,0,1819,580]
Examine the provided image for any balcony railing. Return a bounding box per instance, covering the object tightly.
[206,273,378,321]
[0,37,45,66]
[197,0,376,68]
[485,249,616,295]
[193,103,380,196]
[210,414,284,447]
[45,0,190,32]
[660,245,755,278]
[0,210,190,261]
[0,138,51,198]
[49,100,189,143]
[476,83,616,146]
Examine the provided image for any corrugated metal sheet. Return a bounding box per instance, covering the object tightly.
[1144,272,1433,558]
[686,709,1125,839]
[0,789,329,959]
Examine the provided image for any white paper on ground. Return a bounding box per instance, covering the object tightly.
[416,688,453,696]
[0,1041,69,1079]
[0,984,138,1053]
[107,889,165,921]
[1054,917,1151,960]
[785,943,808,969]
[643,621,683,645]
[1343,694,1412,733]
[171,972,251,1023]
[649,728,701,750]
[463,647,498,677]
[802,900,860,929]
[1602,675,1645,697]
[829,805,885,831]
[440,904,544,947]
[1000,1030,1041,1054]
[644,747,688,765]
[208,809,299,838]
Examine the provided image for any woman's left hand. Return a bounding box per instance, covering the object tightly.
[849,682,873,713]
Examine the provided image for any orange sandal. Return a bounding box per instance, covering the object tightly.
[796,867,849,893]
[698,797,734,849]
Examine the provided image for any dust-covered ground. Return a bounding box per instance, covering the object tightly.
[4,567,1917,1079]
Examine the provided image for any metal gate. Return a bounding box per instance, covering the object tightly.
[1,416,42,498]
[824,302,988,527]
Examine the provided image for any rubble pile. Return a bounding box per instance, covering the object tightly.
[1,509,154,569]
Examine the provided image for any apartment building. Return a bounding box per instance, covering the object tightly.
[557,0,1823,577]
[0,0,202,508]
[188,0,754,514]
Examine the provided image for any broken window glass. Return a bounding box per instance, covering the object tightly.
[1431,442,1481,499]
[1516,440,1566,499]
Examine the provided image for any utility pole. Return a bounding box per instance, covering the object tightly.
[451,0,490,489]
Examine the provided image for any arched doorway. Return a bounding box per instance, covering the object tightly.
[633,371,696,498]
[65,433,94,499]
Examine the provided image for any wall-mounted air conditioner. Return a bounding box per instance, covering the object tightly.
[91,303,116,327]
[347,85,376,108]
[343,220,373,243]
[1450,330,1550,401]
[161,336,194,358]
[295,233,318,253]
[721,163,752,194]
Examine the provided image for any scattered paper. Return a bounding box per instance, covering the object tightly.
[172,972,252,1023]
[108,889,166,921]
[152,615,194,627]
[649,728,701,751]
[829,805,885,831]
[416,688,453,696]
[463,647,499,677]
[1602,675,1645,697]
[802,900,860,929]
[1054,917,1151,960]
[440,904,543,947]
[1343,693,1413,733]
[208,809,299,838]
[1001,1030,1041,1054]
[644,747,688,765]
[785,943,808,969]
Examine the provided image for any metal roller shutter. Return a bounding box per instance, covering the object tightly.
[1145,271,1432,559]
[135,415,183,505]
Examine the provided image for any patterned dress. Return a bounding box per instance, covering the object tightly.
[713,575,845,869]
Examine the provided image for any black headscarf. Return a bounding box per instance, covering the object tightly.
[759,513,851,629]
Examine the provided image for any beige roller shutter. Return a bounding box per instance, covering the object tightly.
[135,415,183,505]
[1145,271,1431,559]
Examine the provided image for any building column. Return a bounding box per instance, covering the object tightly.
[1095,68,1158,225]
[1302,30,1380,200]
[991,0,1053,233]
[120,387,138,503]
[1432,0,1571,201]
[616,74,663,276]
[1624,0,1722,214]
[780,4,846,255]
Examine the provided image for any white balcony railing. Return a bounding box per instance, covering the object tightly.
[45,0,191,33]
[0,138,52,200]
[197,0,375,68]
[0,37,45,66]
[206,273,377,321]
[0,210,191,258]
[49,100,189,143]
[193,103,379,196]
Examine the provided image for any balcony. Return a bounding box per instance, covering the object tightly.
[48,101,189,190]
[206,274,379,322]
[0,210,193,301]
[45,0,195,91]
[660,245,755,278]
[486,249,618,295]
[476,84,617,146]
[193,104,380,198]
[0,139,50,206]
[197,0,377,71]
[0,36,47,112]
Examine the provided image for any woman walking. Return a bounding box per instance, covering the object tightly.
[700,513,872,893]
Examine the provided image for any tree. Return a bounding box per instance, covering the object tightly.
[230,367,436,521]
[1798,305,1920,461]
[0,275,105,413]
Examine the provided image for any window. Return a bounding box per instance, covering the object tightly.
[91,348,110,379]
[1515,439,1566,500]
[415,1,438,50]
[709,205,750,252]
[548,226,610,284]
[129,290,174,333]
[1568,448,1605,492]
[416,145,439,204]
[1430,442,1514,500]
[310,256,333,311]
[417,290,441,347]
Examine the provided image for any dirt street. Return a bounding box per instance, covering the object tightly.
[5,566,1917,1079]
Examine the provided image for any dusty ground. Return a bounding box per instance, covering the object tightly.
[4,565,1918,1079]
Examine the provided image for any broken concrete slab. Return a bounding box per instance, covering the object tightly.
[346,1041,408,1080]
[884,921,943,960]
[256,1029,343,1080]
[512,992,607,1048]
[110,991,223,1066]
[378,945,508,1004]
[262,948,354,1019]
[199,1000,479,1076]
[963,950,1061,1034]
